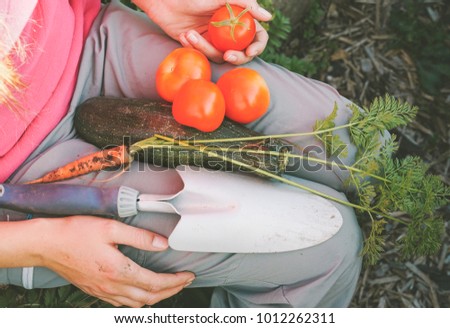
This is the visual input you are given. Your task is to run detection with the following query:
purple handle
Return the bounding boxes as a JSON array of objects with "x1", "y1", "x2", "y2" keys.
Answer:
[{"x1": 0, "y1": 184, "x2": 122, "y2": 218}]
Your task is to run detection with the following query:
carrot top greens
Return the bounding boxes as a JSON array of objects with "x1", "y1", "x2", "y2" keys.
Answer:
[{"x1": 313, "y1": 95, "x2": 448, "y2": 265}]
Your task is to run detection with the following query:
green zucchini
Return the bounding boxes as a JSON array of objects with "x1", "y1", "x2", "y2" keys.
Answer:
[{"x1": 74, "y1": 97, "x2": 290, "y2": 175}]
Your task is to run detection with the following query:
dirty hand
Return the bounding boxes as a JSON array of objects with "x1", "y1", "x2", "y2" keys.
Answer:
[
  {"x1": 134, "y1": 0, "x2": 272, "y2": 65},
  {"x1": 39, "y1": 216, "x2": 195, "y2": 307}
]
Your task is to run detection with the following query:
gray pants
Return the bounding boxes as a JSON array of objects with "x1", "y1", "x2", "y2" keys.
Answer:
[{"x1": 2, "y1": 2, "x2": 362, "y2": 307}]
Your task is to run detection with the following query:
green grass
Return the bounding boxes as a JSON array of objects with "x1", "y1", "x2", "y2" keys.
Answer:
[{"x1": 0, "y1": 284, "x2": 213, "y2": 308}]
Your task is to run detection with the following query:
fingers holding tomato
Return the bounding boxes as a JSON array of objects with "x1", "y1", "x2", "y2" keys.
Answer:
[
  {"x1": 179, "y1": 3, "x2": 269, "y2": 65},
  {"x1": 179, "y1": 30, "x2": 227, "y2": 64}
]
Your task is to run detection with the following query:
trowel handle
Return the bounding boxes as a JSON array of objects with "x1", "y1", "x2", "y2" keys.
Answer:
[{"x1": 0, "y1": 184, "x2": 139, "y2": 219}]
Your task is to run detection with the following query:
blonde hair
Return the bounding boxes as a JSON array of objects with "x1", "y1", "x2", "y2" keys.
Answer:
[{"x1": 0, "y1": 14, "x2": 26, "y2": 112}]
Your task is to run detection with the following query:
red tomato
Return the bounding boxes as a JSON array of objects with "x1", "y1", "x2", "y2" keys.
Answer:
[
  {"x1": 172, "y1": 80, "x2": 225, "y2": 132},
  {"x1": 156, "y1": 48, "x2": 211, "y2": 102},
  {"x1": 208, "y1": 3, "x2": 256, "y2": 52},
  {"x1": 217, "y1": 68, "x2": 270, "y2": 124}
]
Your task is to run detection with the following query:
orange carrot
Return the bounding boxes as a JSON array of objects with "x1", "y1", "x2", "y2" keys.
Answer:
[{"x1": 25, "y1": 145, "x2": 132, "y2": 184}]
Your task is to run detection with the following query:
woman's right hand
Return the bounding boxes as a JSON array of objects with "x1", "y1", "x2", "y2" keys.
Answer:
[
  {"x1": 133, "y1": 0, "x2": 272, "y2": 65},
  {"x1": 35, "y1": 216, "x2": 194, "y2": 307}
]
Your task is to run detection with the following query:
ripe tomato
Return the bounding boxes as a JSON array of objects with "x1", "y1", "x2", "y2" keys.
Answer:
[
  {"x1": 208, "y1": 3, "x2": 256, "y2": 52},
  {"x1": 172, "y1": 80, "x2": 225, "y2": 132},
  {"x1": 217, "y1": 68, "x2": 270, "y2": 124},
  {"x1": 156, "y1": 48, "x2": 211, "y2": 102}
]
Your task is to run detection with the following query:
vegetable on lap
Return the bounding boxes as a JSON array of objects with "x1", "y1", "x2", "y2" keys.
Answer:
[
  {"x1": 155, "y1": 48, "x2": 270, "y2": 130},
  {"x1": 23, "y1": 93, "x2": 449, "y2": 265},
  {"x1": 16, "y1": 7, "x2": 449, "y2": 266},
  {"x1": 156, "y1": 48, "x2": 211, "y2": 103}
]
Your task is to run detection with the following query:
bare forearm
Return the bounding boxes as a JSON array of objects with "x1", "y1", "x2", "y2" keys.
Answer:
[{"x1": 0, "y1": 219, "x2": 49, "y2": 268}]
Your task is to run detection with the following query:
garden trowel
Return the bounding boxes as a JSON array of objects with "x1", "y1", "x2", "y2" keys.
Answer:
[{"x1": 0, "y1": 167, "x2": 343, "y2": 253}]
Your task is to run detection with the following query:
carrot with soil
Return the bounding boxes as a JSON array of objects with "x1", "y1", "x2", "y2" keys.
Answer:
[{"x1": 25, "y1": 145, "x2": 132, "y2": 184}]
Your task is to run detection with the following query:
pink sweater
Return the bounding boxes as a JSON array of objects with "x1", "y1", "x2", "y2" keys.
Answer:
[{"x1": 0, "y1": 0, "x2": 100, "y2": 182}]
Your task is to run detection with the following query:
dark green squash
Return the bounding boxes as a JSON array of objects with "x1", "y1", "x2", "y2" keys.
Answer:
[{"x1": 74, "y1": 97, "x2": 291, "y2": 175}]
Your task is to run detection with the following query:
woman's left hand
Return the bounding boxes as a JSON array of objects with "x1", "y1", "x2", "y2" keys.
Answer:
[{"x1": 133, "y1": 0, "x2": 272, "y2": 65}]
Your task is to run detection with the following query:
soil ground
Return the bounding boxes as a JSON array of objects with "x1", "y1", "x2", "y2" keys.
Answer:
[{"x1": 283, "y1": 0, "x2": 449, "y2": 308}]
